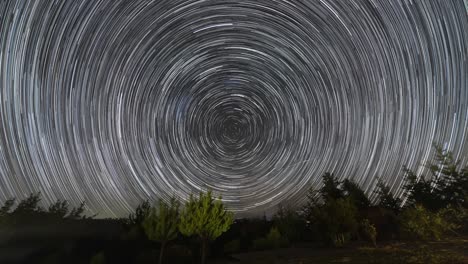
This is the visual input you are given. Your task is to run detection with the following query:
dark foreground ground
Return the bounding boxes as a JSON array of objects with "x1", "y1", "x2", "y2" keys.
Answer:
[
  {"x1": 219, "y1": 238, "x2": 468, "y2": 264},
  {"x1": 1, "y1": 236, "x2": 467, "y2": 264}
]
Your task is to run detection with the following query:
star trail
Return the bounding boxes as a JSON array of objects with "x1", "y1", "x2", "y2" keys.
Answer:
[{"x1": 0, "y1": 0, "x2": 467, "y2": 218}]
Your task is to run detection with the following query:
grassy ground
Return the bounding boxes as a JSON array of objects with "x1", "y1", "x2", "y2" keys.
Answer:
[{"x1": 216, "y1": 237, "x2": 468, "y2": 264}]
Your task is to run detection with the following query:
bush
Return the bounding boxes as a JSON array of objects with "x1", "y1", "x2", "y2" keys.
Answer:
[
  {"x1": 437, "y1": 206, "x2": 468, "y2": 234},
  {"x1": 399, "y1": 205, "x2": 454, "y2": 240},
  {"x1": 252, "y1": 227, "x2": 288, "y2": 250}
]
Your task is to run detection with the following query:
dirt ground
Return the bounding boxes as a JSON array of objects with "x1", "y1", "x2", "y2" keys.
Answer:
[{"x1": 213, "y1": 237, "x2": 468, "y2": 264}]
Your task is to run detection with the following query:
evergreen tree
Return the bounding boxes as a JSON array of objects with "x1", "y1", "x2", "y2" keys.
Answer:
[
  {"x1": 0, "y1": 198, "x2": 14, "y2": 216},
  {"x1": 403, "y1": 144, "x2": 468, "y2": 211},
  {"x1": 320, "y1": 173, "x2": 344, "y2": 202},
  {"x1": 403, "y1": 167, "x2": 443, "y2": 211},
  {"x1": 123, "y1": 200, "x2": 151, "y2": 239},
  {"x1": 0, "y1": 198, "x2": 15, "y2": 229},
  {"x1": 142, "y1": 198, "x2": 180, "y2": 264},
  {"x1": 67, "y1": 201, "x2": 87, "y2": 219},
  {"x1": 127, "y1": 200, "x2": 151, "y2": 226},
  {"x1": 427, "y1": 145, "x2": 468, "y2": 209},
  {"x1": 47, "y1": 200, "x2": 69, "y2": 219},
  {"x1": 342, "y1": 179, "x2": 371, "y2": 210},
  {"x1": 375, "y1": 180, "x2": 402, "y2": 213},
  {"x1": 303, "y1": 173, "x2": 360, "y2": 246},
  {"x1": 179, "y1": 190, "x2": 234, "y2": 264},
  {"x1": 13, "y1": 192, "x2": 44, "y2": 215}
]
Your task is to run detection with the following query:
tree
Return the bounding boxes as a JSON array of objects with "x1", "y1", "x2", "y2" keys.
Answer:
[
  {"x1": 302, "y1": 173, "x2": 360, "y2": 246},
  {"x1": 45, "y1": 199, "x2": 88, "y2": 221},
  {"x1": 127, "y1": 200, "x2": 151, "y2": 226},
  {"x1": 0, "y1": 198, "x2": 15, "y2": 216},
  {"x1": 403, "y1": 167, "x2": 444, "y2": 211},
  {"x1": 403, "y1": 144, "x2": 468, "y2": 211},
  {"x1": 123, "y1": 200, "x2": 151, "y2": 239},
  {"x1": 0, "y1": 198, "x2": 15, "y2": 239},
  {"x1": 317, "y1": 197, "x2": 359, "y2": 246},
  {"x1": 47, "y1": 200, "x2": 69, "y2": 219},
  {"x1": 320, "y1": 173, "x2": 344, "y2": 202},
  {"x1": 179, "y1": 190, "x2": 234, "y2": 264},
  {"x1": 375, "y1": 180, "x2": 402, "y2": 213},
  {"x1": 142, "y1": 198, "x2": 180, "y2": 264},
  {"x1": 13, "y1": 192, "x2": 44, "y2": 215},
  {"x1": 427, "y1": 145, "x2": 468, "y2": 209},
  {"x1": 67, "y1": 201, "x2": 88, "y2": 219},
  {"x1": 272, "y1": 204, "x2": 304, "y2": 243},
  {"x1": 342, "y1": 179, "x2": 371, "y2": 210}
]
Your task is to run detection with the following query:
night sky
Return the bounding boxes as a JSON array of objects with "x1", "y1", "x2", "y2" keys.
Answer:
[{"x1": 0, "y1": 0, "x2": 467, "y2": 218}]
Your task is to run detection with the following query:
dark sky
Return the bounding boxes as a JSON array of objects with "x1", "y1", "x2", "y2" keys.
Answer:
[{"x1": 0, "y1": 0, "x2": 467, "y2": 218}]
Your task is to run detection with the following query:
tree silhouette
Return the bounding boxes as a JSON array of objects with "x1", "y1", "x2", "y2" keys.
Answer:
[
  {"x1": 272, "y1": 204, "x2": 304, "y2": 243},
  {"x1": 179, "y1": 190, "x2": 233, "y2": 264},
  {"x1": 403, "y1": 145, "x2": 468, "y2": 211},
  {"x1": 320, "y1": 173, "x2": 344, "y2": 202},
  {"x1": 0, "y1": 198, "x2": 14, "y2": 216},
  {"x1": 342, "y1": 179, "x2": 371, "y2": 210},
  {"x1": 123, "y1": 200, "x2": 151, "y2": 239},
  {"x1": 127, "y1": 200, "x2": 151, "y2": 226},
  {"x1": 303, "y1": 173, "x2": 360, "y2": 246},
  {"x1": 375, "y1": 180, "x2": 402, "y2": 213}
]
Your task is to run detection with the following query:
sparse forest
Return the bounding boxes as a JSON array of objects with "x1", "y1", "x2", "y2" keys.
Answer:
[{"x1": 0, "y1": 145, "x2": 467, "y2": 263}]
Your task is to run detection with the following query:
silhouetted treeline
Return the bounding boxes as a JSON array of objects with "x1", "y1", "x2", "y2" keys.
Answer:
[{"x1": 0, "y1": 144, "x2": 467, "y2": 263}]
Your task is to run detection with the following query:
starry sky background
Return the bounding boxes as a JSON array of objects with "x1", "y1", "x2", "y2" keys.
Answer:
[{"x1": 0, "y1": 0, "x2": 467, "y2": 218}]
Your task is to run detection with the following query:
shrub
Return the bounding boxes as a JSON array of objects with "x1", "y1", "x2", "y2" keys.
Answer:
[
  {"x1": 399, "y1": 205, "x2": 453, "y2": 240},
  {"x1": 252, "y1": 227, "x2": 288, "y2": 250},
  {"x1": 266, "y1": 227, "x2": 283, "y2": 248}
]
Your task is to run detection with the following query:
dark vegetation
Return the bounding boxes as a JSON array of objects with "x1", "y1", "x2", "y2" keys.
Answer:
[{"x1": 0, "y1": 145, "x2": 467, "y2": 263}]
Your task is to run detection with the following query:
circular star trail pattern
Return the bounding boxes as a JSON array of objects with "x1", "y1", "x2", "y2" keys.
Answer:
[{"x1": 1, "y1": 0, "x2": 467, "y2": 218}]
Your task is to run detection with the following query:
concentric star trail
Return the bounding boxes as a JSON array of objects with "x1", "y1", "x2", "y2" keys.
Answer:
[{"x1": 0, "y1": 0, "x2": 467, "y2": 218}]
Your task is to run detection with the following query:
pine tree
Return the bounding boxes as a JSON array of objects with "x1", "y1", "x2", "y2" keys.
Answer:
[
  {"x1": 342, "y1": 179, "x2": 371, "y2": 210},
  {"x1": 320, "y1": 173, "x2": 344, "y2": 202},
  {"x1": 375, "y1": 180, "x2": 402, "y2": 213},
  {"x1": 403, "y1": 144, "x2": 468, "y2": 211},
  {"x1": 142, "y1": 198, "x2": 180, "y2": 264},
  {"x1": 179, "y1": 190, "x2": 234, "y2": 264}
]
